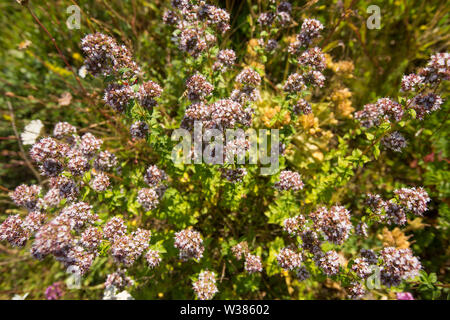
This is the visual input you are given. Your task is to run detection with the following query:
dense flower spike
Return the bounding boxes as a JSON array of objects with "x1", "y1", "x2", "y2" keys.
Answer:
[
  {"x1": 31, "y1": 216, "x2": 74, "y2": 260},
  {"x1": 283, "y1": 215, "x2": 306, "y2": 236},
  {"x1": 381, "y1": 131, "x2": 407, "y2": 152},
  {"x1": 81, "y1": 33, "x2": 139, "y2": 78},
  {"x1": 401, "y1": 74, "x2": 424, "y2": 92},
  {"x1": 60, "y1": 202, "x2": 97, "y2": 230},
  {"x1": 103, "y1": 216, "x2": 127, "y2": 241},
  {"x1": 379, "y1": 247, "x2": 421, "y2": 287},
  {"x1": 274, "y1": 170, "x2": 304, "y2": 191},
  {"x1": 67, "y1": 149, "x2": 90, "y2": 176},
  {"x1": 283, "y1": 73, "x2": 305, "y2": 92},
  {"x1": 178, "y1": 27, "x2": 208, "y2": 58},
  {"x1": 354, "y1": 103, "x2": 384, "y2": 128},
  {"x1": 419, "y1": 52, "x2": 450, "y2": 83},
  {"x1": 202, "y1": 99, "x2": 253, "y2": 129},
  {"x1": 277, "y1": 248, "x2": 302, "y2": 270},
  {"x1": 231, "y1": 241, "x2": 249, "y2": 260},
  {"x1": 408, "y1": 93, "x2": 443, "y2": 120},
  {"x1": 10, "y1": 184, "x2": 41, "y2": 211},
  {"x1": 355, "y1": 97, "x2": 404, "y2": 127},
  {"x1": 394, "y1": 187, "x2": 430, "y2": 216},
  {"x1": 110, "y1": 228, "x2": 151, "y2": 266},
  {"x1": 0, "y1": 215, "x2": 29, "y2": 247},
  {"x1": 144, "y1": 165, "x2": 167, "y2": 187},
  {"x1": 384, "y1": 200, "x2": 407, "y2": 226},
  {"x1": 29, "y1": 137, "x2": 61, "y2": 163},
  {"x1": 137, "y1": 80, "x2": 163, "y2": 108},
  {"x1": 130, "y1": 121, "x2": 149, "y2": 140},
  {"x1": 351, "y1": 258, "x2": 372, "y2": 279},
  {"x1": 174, "y1": 228, "x2": 204, "y2": 261},
  {"x1": 192, "y1": 270, "x2": 218, "y2": 300},
  {"x1": 145, "y1": 249, "x2": 161, "y2": 268},
  {"x1": 80, "y1": 227, "x2": 102, "y2": 252},
  {"x1": 80, "y1": 133, "x2": 103, "y2": 157},
  {"x1": 235, "y1": 68, "x2": 261, "y2": 87},
  {"x1": 186, "y1": 73, "x2": 214, "y2": 101},
  {"x1": 316, "y1": 250, "x2": 340, "y2": 276},
  {"x1": 53, "y1": 122, "x2": 77, "y2": 139},
  {"x1": 105, "y1": 269, "x2": 134, "y2": 289},
  {"x1": 213, "y1": 49, "x2": 236, "y2": 71},
  {"x1": 298, "y1": 47, "x2": 326, "y2": 71},
  {"x1": 90, "y1": 172, "x2": 111, "y2": 192},
  {"x1": 310, "y1": 206, "x2": 352, "y2": 245},
  {"x1": 348, "y1": 282, "x2": 366, "y2": 300},
  {"x1": 104, "y1": 83, "x2": 134, "y2": 113},
  {"x1": 293, "y1": 99, "x2": 312, "y2": 115},
  {"x1": 303, "y1": 70, "x2": 325, "y2": 87},
  {"x1": 137, "y1": 188, "x2": 160, "y2": 210},
  {"x1": 299, "y1": 18, "x2": 324, "y2": 45},
  {"x1": 22, "y1": 211, "x2": 46, "y2": 234},
  {"x1": 376, "y1": 98, "x2": 404, "y2": 122},
  {"x1": 244, "y1": 254, "x2": 263, "y2": 273}
]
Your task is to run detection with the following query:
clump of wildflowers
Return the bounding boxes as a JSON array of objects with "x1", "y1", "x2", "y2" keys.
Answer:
[
  {"x1": 137, "y1": 80, "x2": 163, "y2": 109},
  {"x1": 10, "y1": 184, "x2": 41, "y2": 211},
  {"x1": 105, "y1": 269, "x2": 134, "y2": 289},
  {"x1": 316, "y1": 250, "x2": 340, "y2": 276},
  {"x1": 296, "y1": 266, "x2": 311, "y2": 281},
  {"x1": 186, "y1": 73, "x2": 214, "y2": 101},
  {"x1": 231, "y1": 241, "x2": 249, "y2": 260},
  {"x1": 309, "y1": 206, "x2": 352, "y2": 245},
  {"x1": 348, "y1": 282, "x2": 365, "y2": 300},
  {"x1": 174, "y1": 228, "x2": 204, "y2": 261},
  {"x1": 277, "y1": 248, "x2": 302, "y2": 271},
  {"x1": 283, "y1": 215, "x2": 306, "y2": 236},
  {"x1": 293, "y1": 99, "x2": 312, "y2": 115},
  {"x1": 394, "y1": 187, "x2": 430, "y2": 216},
  {"x1": 130, "y1": 121, "x2": 149, "y2": 140},
  {"x1": 137, "y1": 188, "x2": 160, "y2": 211},
  {"x1": 81, "y1": 33, "x2": 140, "y2": 78},
  {"x1": 104, "y1": 83, "x2": 134, "y2": 113},
  {"x1": 379, "y1": 247, "x2": 421, "y2": 287},
  {"x1": 192, "y1": 270, "x2": 218, "y2": 300},
  {"x1": 381, "y1": 131, "x2": 407, "y2": 152},
  {"x1": 145, "y1": 249, "x2": 162, "y2": 268},
  {"x1": 213, "y1": 49, "x2": 236, "y2": 72},
  {"x1": 351, "y1": 258, "x2": 372, "y2": 279},
  {"x1": 274, "y1": 170, "x2": 304, "y2": 191},
  {"x1": 90, "y1": 172, "x2": 111, "y2": 192},
  {"x1": 103, "y1": 216, "x2": 127, "y2": 241},
  {"x1": 144, "y1": 165, "x2": 167, "y2": 187},
  {"x1": 244, "y1": 254, "x2": 263, "y2": 274},
  {"x1": 0, "y1": 215, "x2": 30, "y2": 247}
]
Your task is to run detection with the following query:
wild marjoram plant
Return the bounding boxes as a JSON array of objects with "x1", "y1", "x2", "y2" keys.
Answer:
[{"x1": 1, "y1": 0, "x2": 448, "y2": 300}]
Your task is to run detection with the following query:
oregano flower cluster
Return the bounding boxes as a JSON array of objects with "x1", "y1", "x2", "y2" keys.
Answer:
[{"x1": 1, "y1": 0, "x2": 448, "y2": 301}]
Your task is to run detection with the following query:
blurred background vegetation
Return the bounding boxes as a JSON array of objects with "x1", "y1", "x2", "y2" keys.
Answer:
[{"x1": 0, "y1": 0, "x2": 448, "y2": 299}]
